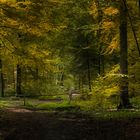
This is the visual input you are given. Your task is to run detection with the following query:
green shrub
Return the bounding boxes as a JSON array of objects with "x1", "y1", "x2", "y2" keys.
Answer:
[
  {"x1": 80, "y1": 87, "x2": 92, "y2": 100},
  {"x1": 130, "y1": 96, "x2": 140, "y2": 108},
  {"x1": 89, "y1": 65, "x2": 120, "y2": 110}
]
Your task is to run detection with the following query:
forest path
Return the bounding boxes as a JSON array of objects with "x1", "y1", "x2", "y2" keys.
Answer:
[{"x1": 0, "y1": 108, "x2": 140, "y2": 140}]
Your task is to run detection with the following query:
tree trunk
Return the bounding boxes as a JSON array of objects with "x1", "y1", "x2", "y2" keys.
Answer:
[
  {"x1": 78, "y1": 75, "x2": 81, "y2": 90},
  {"x1": 139, "y1": 0, "x2": 140, "y2": 15},
  {"x1": 13, "y1": 66, "x2": 16, "y2": 94},
  {"x1": 86, "y1": 51, "x2": 91, "y2": 92},
  {"x1": 102, "y1": 55, "x2": 105, "y2": 75},
  {"x1": 95, "y1": 0, "x2": 103, "y2": 75},
  {"x1": 60, "y1": 72, "x2": 64, "y2": 86},
  {"x1": 35, "y1": 68, "x2": 39, "y2": 80},
  {"x1": 0, "y1": 59, "x2": 4, "y2": 97},
  {"x1": 16, "y1": 64, "x2": 22, "y2": 96},
  {"x1": 118, "y1": 0, "x2": 131, "y2": 108}
]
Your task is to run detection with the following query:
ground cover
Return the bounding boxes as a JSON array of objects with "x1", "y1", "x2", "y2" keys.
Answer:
[{"x1": 1, "y1": 97, "x2": 140, "y2": 140}]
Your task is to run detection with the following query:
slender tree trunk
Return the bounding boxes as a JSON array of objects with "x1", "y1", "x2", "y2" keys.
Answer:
[
  {"x1": 95, "y1": 0, "x2": 103, "y2": 75},
  {"x1": 81, "y1": 74, "x2": 84, "y2": 93},
  {"x1": 98, "y1": 47, "x2": 102, "y2": 75},
  {"x1": 102, "y1": 55, "x2": 105, "y2": 75},
  {"x1": 78, "y1": 75, "x2": 81, "y2": 90},
  {"x1": 139, "y1": 0, "x2": 140, "y2": 15},
  {"x1": 35, "y1": 68, "x2": 39, "y2": 80},
  {"x1": 60, "y1": 72, "x2": 64, "y2": 86},
  {"x1": 118, "y1": 0, "x2": 131, "y2": 108},
  {"x1": 16, "y1": 64, "x2": 22, "y2": 96},
  {"x1": 0, "y1": 59, "x2": 4, "y2": 97},
  {"x1": 86, "y1": 51, "x2": 91, "y2": 92},
  {"x1": 13, "y1": 66, "x2": 16, "y2": 94}
]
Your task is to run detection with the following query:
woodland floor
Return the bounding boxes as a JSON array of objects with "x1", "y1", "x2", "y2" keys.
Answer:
[{"x1": 0, "y1": 107, "x2": 140, "y2": 140}]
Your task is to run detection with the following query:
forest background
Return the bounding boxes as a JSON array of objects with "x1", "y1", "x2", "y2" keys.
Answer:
[{"x1": 0, "y1": 0, "x2": 140, "y2": 110}]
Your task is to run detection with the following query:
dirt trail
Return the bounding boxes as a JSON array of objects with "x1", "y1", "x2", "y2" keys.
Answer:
[{"x1": 0, "y1": 108, "x2": 140, "y2": 140}]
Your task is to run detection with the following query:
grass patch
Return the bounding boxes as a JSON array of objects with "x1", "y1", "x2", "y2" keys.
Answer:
[
  {"x1": 87, "y1": 110, "x2": 140, "y2": 120},
  {"x1": 0, "y1": 97, "x2": 15, "y2": 108},
  {"x1": 38, "y1": 95, "x2": 68, "y2": 100},
  {"x1": 33, "y1": 100, "x2": 140, "y2": 119},
  {"x1": 1, "y1": 96, "x2": 140, "y2": 120},
  {"x1": 35, "y1": 101, "x2": 80, "y2": 112},
  {"x1": 0, "y1": 100, "x2": 10, "y2": 108}
]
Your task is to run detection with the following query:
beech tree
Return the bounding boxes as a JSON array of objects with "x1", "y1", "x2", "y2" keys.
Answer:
[{"x1": 118, "y1": 0, "x2": 131, "y2": 108}]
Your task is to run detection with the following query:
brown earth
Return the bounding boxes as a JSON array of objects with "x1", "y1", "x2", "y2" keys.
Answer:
[{"x1": 0, "y1": 108, "x2": 140, "y2": 140}]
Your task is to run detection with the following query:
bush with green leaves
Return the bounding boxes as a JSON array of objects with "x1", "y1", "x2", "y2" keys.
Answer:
[
  {"x1": 80, "y1": 86, "x2": 92, "y2": 100},
  {"x1": 21, "y1": 77, "x2": 67, "y2": 96},
  {"x1": 90, "y1": 65, "x2": 121, "y2": 109},
  {"x1": 129, "y1": 59, "x2": 140, "y2": 97}
]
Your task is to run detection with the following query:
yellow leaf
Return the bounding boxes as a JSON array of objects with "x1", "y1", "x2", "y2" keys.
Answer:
[{"x1": 104, "y1": 7, "x2": 119, "y2": 16}]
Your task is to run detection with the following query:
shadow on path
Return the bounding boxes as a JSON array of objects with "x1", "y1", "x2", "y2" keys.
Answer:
[{"x1": 0, "y1": 108, "x2": 140, "y2": 140}]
